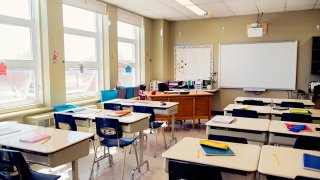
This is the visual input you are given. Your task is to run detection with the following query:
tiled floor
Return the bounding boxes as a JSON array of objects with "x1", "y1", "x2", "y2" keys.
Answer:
[{"x1": 32, "y1": 120, "x2": 209, "y2": 180}]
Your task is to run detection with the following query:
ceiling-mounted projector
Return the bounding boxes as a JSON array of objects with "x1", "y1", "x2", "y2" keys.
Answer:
[{"x1": 248, "y1": 23, "x2": 263, "y2": 37}]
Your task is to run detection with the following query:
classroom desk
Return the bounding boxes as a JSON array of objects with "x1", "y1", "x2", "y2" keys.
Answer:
[
  {"x1": 223, "y1": 104, "x2": 272, "y2": 119},
  {"x1": 162, "y1": 137, "x2": 261, "y2": 180},
  {"x1": 0, "y1": 122, "x2": 93, "y2": 180},
  {"x1": 59, "y1": 109, "x2": 151, "y2": 175},
  {"x1": 258, "y1": 145, "x2": 320, "y2": 179},
  {"x1": 234, "y1": 97, "x2": 272, "y2": 105},
  {"x1": 205, "y1": 115, "x2": 270, "y2": 143},
  {"x1": 268, "y1": 120, "x2": 320, "y2": 146},
  {"x1": 270, "y1": 108, "x2": 320, "y2": 123},
  {"x1": 272, "y1": 98, "x2": 315, "y2": 108},
  {"x1": 101, "y1": 99, "x2": 179, "y2": 147},
  {"x1": 144, "y1": 91, "x2": 213, "y2": 129}
]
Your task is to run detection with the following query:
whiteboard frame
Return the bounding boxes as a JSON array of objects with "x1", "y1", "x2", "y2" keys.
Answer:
[
  {"x1": 174, "y1": 45, "x2": 213, "y2": 81},
  {"x1": 218, "y1": 40, "x2": 298, "y2": 90}
]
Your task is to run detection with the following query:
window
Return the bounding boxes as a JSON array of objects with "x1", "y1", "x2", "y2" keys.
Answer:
[
  {"x1": 117, "y1": 21, "x2": 140, "y2": 87},
  {"x1": 63, "y1": 4, "x2": 102, "y2": 99},
  {"x1": 0, "y1": 0, "x2": 42, "y2": 109}
]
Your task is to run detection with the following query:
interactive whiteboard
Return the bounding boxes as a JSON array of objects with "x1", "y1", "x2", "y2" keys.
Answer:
[{"x1": 219, "y1": 41, "x2": 298, "y2": 90}]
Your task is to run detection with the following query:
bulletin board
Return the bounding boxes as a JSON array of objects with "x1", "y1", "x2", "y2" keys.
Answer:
[{"x1": 174, "y1": 45, "x2": 213, "y2": 81}]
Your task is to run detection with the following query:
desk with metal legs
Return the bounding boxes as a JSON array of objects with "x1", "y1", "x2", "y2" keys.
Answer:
[
  {"x1": 0, "y1": 122, "x2": 93, "y2": 180},
  {"x1": 101, "y1": 99, "x2": 179, "y2": 148}
]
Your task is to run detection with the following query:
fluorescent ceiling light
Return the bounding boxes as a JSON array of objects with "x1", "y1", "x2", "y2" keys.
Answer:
[{"x1": 175, "y1": 0, "x2": 206, "y2": 16}]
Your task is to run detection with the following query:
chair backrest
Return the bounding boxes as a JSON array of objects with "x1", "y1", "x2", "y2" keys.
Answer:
[
  {"x1": 280, "y1": 101, "x2": 304, "y2": 108},
  {"x1": 133, "y1": 106, "x2": 155, "y2": 123},
  {"x1": 54, "y1": 113, "x2": 77, "y2": 131},
  {"x1": 281, "y1": 113, "x2": 312, "y2": 123},
  {"x1": 295, "y1": 176, "x2": 320, "y2": 180},
  {"x1": 243, "y1": 100, "x2": 264, "y2": 106},
  {"x1": 53, "y1": 104, "x2": 78, "y2": 112},
  {"x1": 158, "y1": 83, "x2": 169, "y2": 91},
  {"x1": 100, "y1": 90, "x2": 118, "y2": 102},
  {"x1": 293, "y1": 136, "x2": 320, "y2": 151},
  {"x1": 125, "y1": 87, "x2": 134, "y2": 99},
  {"x1": 232, "y1": 109, "x2": 258, "y2": 118},
  {"x1": 168, "y1": 159, "x2": 222, "y2": 180},
  {"x1": 117, "y1": 88, "x2": 126, "y2": 99},
  {"x1": 95, "y1": 117, "x2": 123, "y2": 139},
  {"x1": 0, "y1": 149, "x2": 32, "y2": 180},
  {"x1": 208, "y1": 134, "x2": 248, "y2": 144},
  {"x1": 103, "y1": 103, "x2": 123, "y2": 110}
]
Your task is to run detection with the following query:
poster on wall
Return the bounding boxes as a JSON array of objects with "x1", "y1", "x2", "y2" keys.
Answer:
[{"x1": 174, "y1": 45, "x2": 213, "y2": 81}]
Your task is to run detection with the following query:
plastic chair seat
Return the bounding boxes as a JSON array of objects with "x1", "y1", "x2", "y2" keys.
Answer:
[
  {"x1": 151, "y1": 122, "x2": 164, "y2": 129},
  {"x1": 29, "y1": 171, "x2": 61, "y2": 180},
  {"x1": 100, "y1": 138, "x2": 136, "y2": 148}
]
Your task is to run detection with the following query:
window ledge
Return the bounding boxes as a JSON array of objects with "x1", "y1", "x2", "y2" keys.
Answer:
[
  {"x1": 72, "y1": 98, "x2": 100, "y2": 106},
  {"x1": 0, "y1": 107, "x2": 53, "y2": 121}
]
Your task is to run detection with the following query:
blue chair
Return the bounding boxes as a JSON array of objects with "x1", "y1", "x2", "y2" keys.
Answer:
[
  {"x1": 243, "y1": 100, "x2": 264, "y2": 106},
  {"x1": 133, "y1": 106, "x2": 167, "y2": 157},
  {"x1": 280, "y1": 101, "x2": 304, "y2": 108},
  {"x1": 0, "y1": 149, "x2": 60, "y2": 180},
  {"x1": 125, "y1": 87, "x2": 134, "y2": 99},
  {"x1": 104, "y1": 103, "x2": 123, "y2": 110},
  {"x1": 91, "y1": 117, "x2": 140, "y2": 179},
  {"x1": 293, "y1": 136, "x2": 320, "y2": 151},
  {"x1": 208, "y1": 134, "x2": 248, "y2": 144},
  {"x1": 100, "y1": 90, "x2": 118, "y2": 102},
  {"x1": 281, "y1": 113, "x2": 312, "y2": 123},
  {"x1": 53, "y1": 104, "x2": 78, "y2": 112},
  {"x1": 168, "y1": 159, "x2": 222, "y2": 180},
  {"x1": 232, "y1": 109, "x2": 258, "y2": 118}
]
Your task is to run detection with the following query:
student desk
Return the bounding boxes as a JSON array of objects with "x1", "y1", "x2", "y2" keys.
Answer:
[
  {"x1": 258, "y1": 145, "x2": 320, "y2": 179},
  {"x1": 234, "y1": 97, "x2": 272, "y2": 105},
  {"x1": 0, "y1": 122, "x2": 93, "y2": 180},
  {"x1": 162, "y1": 137, "x2": 261, "y2": 180},
  {"x1": 272, "y1": 98, "x2": 315, "y2": 108},
  {"x1": 223, "y1": 104, "x2": 272, "y2": 119},
  {"x1": 205, "y1": 115, "x2": 270, "y2": 143},
  {"x1": 101, "y1": 99, "x2": 179, "y2": 147},
  {"x1": 144, "y1": 91, "x2": 212, "y2": 129},
  {"x1": 59, "y1": 109, "x2": 151, "y2": 174},
  {"x1": 268, "y1": 121, "x2": 320, "y2": 146},
  {"x1": 270, "y1": 108, "x2": 320, "y2": 123}
]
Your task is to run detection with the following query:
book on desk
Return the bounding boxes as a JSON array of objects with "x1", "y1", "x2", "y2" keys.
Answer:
[{"x1": 303, "y1": 153, "x2": 320, "y2": 172}]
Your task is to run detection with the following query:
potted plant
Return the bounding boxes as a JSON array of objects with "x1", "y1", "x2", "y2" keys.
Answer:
[{"x1": 206, "y1": 72, "x2": 216, "y2": 90}]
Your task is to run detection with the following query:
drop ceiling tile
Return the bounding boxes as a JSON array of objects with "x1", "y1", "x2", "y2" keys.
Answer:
[
  {"x1": 135, "y1": 0, "x2": 167, "y2": 10},
  {"x1": 254, "y1": 0, "x2": 285, "y2": 10},
  {"x1": 198, "y1": 2, "x2": 234, "y2": 17},
  {"x1": 286, "y1": 0, "x2": 317, "y2": 7},
  {"x1": 153, "y1": 7, "x2": 187, "y2": 18},
  {"x1": 158, "y1": 0, "x2": 182, "y2": 7},
  {"x1": 315, "y1": 4, "x2": 320, "y2": 8},
  {"x1": 260, "y1": 7, "x2": 285, "y2": 13},
  {"x1": 318, "y1": 0, "x2": 320, "y2": 5},
  {"x1": 286, "y1": 5, "x2": 315, "y2": 11},
  {"x1": 172, "y1": 6, "x2": 199, "y2": 16},
  {"x1": 234, "y1": 10, "x2": 259, "y2": 15},
  {"x1": 191, "y1": 0, "x2": 223, "y2": 4},
  {"x1": 224, "y1": 0, "x2": 258, "y2": 13}
]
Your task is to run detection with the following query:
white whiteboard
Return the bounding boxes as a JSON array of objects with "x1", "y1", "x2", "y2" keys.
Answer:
[
  {"x1": 174, "y1": 45, "x2": 213, "y2": 81},
  {"x1": 219, "y1": 41, "x2": 298, "y2": 90}
]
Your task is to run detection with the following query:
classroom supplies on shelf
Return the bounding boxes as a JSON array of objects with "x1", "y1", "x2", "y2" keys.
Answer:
[
  {"x1": 290, "y1": 109, "x2": 310, "y2": 115},
  {"x1": 199, "y1": 144, "x2": 234, "y2": 156},
  {"x1": 199, "y1": 139, "x2": 229, "y2": 150},
  {"x1": 211, "y1": 116, "x2": 236, "y2": 124},
  {"x1": 285, "y1": 123, "x2": 312, "y2": 132},
  {"x1": 19, "y1": 134, "x2": 51, "y2": 143},
  {"x1": 303, "y1": 153, "x2": 320, "y2": 172}
]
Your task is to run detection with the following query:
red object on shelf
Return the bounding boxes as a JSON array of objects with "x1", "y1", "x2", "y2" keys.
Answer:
[{"x1": 0, "y1": 61, "x2": 7, "y2": 76}]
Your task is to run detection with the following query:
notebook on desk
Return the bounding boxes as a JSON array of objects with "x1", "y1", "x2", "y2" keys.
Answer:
[
  {"x1": 303, "y1": 153, "x2": 320, "y2": 172},
  {"x1": 211, "y1": 116, "x2": 236, "y2": 124},
  {"x1": 199, "y1": 144, "x2": 235, "y2": 156},
  {"x1": 20, "y1": 134, "x2": 51, "y2": 143}
]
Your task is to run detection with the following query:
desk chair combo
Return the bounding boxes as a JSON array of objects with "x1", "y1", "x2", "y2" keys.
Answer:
[
  {"x1": 232, "y1": 109, "x2": 258, "y2": 118},
  {"x1": 133, "y1": 106, "x2": 167, "y2": 157},
  {"x1": 0, "y1": 149, "x2": 60, "y2": 180},
  {"x1": 91, "y1": 117, "x2": 140, "y2": 180},
  {"x1": 293, "y1": 136, "x2": 320, "y2": 151}
]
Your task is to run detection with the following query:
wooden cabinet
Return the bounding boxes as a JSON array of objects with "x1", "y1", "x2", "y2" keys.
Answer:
[
  {"x1": 312, "y1": 36, "x2": 320, "y2": 74},
  {"x1": 145, "y1": 91, "x2": 213, "y2": 128}
]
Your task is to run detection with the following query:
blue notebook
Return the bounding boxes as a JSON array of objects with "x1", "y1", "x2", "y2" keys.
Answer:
[
  {"x1": 200, "y1": 145, "x2": 235, "y2": 156},
  {"x1": 303, "y1": 153, "x2": 320, "y2": 172}
]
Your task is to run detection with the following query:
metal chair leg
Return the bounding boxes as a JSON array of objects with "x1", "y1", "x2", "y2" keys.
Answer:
[
  {"x1": 107, "y1": 147, "x2": 113, "y2": 167},
  {"x1": 122, "y1": 148, "x2": 126, "y2": 180},
  {"x1": 162, "y1": 127, "x2": 167, "y2": 149},
  {"x1": 154, "y1": 129, "x2": 157, "y2": 158},
  {"x1": 133, "y1": 143, "x2": 141, "y2": 173}
]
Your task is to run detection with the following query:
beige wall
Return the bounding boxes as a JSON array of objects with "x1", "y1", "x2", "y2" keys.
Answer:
[
  {"x1": 143, "y1": 18, "x2": 153, "y2": 89},
  {"x1": 168, "y1": 9, "x2": 320, "y2": 111}
]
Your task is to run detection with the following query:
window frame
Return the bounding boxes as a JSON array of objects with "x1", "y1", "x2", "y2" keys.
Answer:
[{"x1": 0, "y1": 0, "x2": 43, "y2": 111}]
